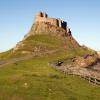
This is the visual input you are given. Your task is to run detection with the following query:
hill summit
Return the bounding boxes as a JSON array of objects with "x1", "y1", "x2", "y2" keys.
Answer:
[
  {"x1": 12, "y1": 11, "x2": 79, "y2": 55},
  {"x1": 24, "y1": 11, "x2": 72, "y2": 38}
]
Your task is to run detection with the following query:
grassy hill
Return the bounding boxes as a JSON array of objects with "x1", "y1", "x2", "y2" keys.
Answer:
[
  {"x1": 0, "y1": 21, "x2": 99, "y2": 100},
  {"x1": 0, "y1": 34, "x2": 99, "y2": 100},
  {"x1": 0, "y1": 51, "x2": 100, "y2": 100}
]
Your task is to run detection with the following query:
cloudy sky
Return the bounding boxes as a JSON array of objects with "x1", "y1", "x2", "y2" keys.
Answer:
[{"x1": 0, "y1": 0, "x2": 100, "y2": 52}]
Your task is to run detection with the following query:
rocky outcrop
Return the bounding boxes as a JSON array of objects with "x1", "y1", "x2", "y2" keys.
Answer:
[
  {"x1": 12, "y1": 11, "x2": 80, "y2": 54},
  {"x1": 50, "y1": 54, "x2": 100, "y2": 85},
  {"x1": 97, "y1": 51, "x2": 100, "y2": 57},
  {"x1": 72, "y1": 54, "x2": 99, "y2": 67},
  {"x1": 24, "y1": 22, "x2": 69, "y2": 39}
]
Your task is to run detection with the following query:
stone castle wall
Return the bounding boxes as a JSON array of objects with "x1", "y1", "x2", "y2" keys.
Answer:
[{"x1": 34, "y1": 12, "x2": 67, "y2": 30}]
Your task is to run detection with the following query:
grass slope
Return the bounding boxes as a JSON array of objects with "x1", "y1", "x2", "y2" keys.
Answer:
[
  {"x1": 0, "y1": 34, "x2": 93, "y2": 59},
  {"x1": 22, "y1": 34, "x2": 79, "y2": 50},
  {"x1": 0, "y1": 34, "x2": 99, "y2": 100},
  {"x1": 0, "y1": 52, "x2": 100, "y2": 100}
]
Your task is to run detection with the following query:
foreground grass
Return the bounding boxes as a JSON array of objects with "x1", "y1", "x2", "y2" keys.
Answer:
[{"x1": 0, "y1": 54, "x2": 100, "y2": 100}]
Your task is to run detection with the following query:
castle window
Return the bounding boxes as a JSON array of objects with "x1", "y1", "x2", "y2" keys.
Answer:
[{"x1": 40, "y1": 12, "x2": 43, "y2": 17}]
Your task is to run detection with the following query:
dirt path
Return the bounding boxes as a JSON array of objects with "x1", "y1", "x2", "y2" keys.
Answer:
[
  {"x1": 0, "y1": 49, "x2": 58, "y2": 67},
  {"x1": 0, "y1": 54, "x2": 34, "y2": 67}
]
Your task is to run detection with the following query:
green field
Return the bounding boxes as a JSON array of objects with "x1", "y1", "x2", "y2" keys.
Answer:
[
  {"x1": 0, "y1": 54, "x2": 100, "y2": 100},
  {"x1": 0, "y1": 34, "x2": 100, "y2": 100}
]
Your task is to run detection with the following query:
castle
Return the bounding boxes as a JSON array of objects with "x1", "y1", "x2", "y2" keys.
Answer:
[{"x1": 34, "y1": 11, "x2": 68, "y2": 31}]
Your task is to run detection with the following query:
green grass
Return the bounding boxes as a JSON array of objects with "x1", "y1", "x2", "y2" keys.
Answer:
[
  {"x1": 25, "y1": 34, "x2": 61, "y2": 46},
  {"x1": 0, "y1": 50, "x2": 11, "y2": 60},
  {"x1": 19, "y1": 34, "x2": 62, "y2": 51},
  {"x1": 0, "y1": 52, "x2": 100, "y2": 100},
  {"x1": 0, "y1": 34, "x2": 99, "y2": 100}
]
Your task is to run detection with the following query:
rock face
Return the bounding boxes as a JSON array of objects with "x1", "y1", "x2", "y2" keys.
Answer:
[
  {"x1": 72, "y1": 54, "x2": 99, "y2": 67},
  {"x1": 24, "y1": 22, "x2": 67, "y2": 38},
  {"x1": 97, "y1": 51, "x2": 100, "y2": 56}
]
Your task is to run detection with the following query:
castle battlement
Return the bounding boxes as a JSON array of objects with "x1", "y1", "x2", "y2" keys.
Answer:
[{"x1": 34, "y1": 11, "x2": 67, "y2": 30}]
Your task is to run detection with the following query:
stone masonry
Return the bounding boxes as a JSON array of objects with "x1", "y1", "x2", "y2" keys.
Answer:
[{"x1": 34, "y1": 11, "x2": 68, "y2": 30}]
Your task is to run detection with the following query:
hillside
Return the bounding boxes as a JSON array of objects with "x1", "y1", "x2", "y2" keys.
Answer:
[
  {"x1": 12, "y1": 24, "x2": 79, "y2": 56},
  {"x1": 0, "y1": 54, "x2": 100, "y2": 100},
  {"x1": 0, "y1": 11, "x2": 100, "y2": 100}
]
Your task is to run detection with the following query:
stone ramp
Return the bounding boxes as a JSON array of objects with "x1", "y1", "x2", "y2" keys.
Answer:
[{"x1": 49, "y1": 61, "x2": 100, "y2": 85}]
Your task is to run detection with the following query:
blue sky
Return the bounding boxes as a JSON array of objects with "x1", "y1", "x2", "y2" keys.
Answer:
[{"x1": 0, "y1": 0, "x2": 100, "y2": 52}]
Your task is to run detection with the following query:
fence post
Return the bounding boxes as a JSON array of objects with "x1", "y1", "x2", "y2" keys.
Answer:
[{"x1": 94, "y1": 76, "x2": 97, "y2": 85}]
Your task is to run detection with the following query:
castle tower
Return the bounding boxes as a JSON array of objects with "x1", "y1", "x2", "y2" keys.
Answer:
[
  {"x1": 43, "y1": 12, "x2": 48, "y2": 18},
  {"x1": 36, "y1": 11, "x2": 43, "y2": 17},
  {"x1": 34, "y1": 11, "x2": 48, "y2": 23},
  {"x1": 34, "y1": 11, "x2": 67, "y2": 30},
  {"x1": 58, "y1": 19, "x2": 62, "y2": 27},
  {"x1": 61, "y1": 21, "x2": 67, "y2": 30}
]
